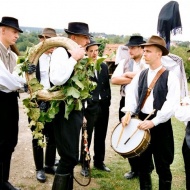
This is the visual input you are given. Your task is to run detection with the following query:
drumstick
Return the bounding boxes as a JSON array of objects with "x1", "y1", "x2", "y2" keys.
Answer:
[
  {"x1": 116, "y1": 112, "x2": 130, "y2": 148},
  {"x1": 124, "y1": 109, "x2": 156, "y2": 145}
]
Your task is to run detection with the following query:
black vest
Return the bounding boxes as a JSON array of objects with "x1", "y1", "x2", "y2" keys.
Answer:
[
  {"x1": 89, "y1": 63, "x2": 111, "y2": 101},
  {"x1": 135, "y1": 68, "x2": 169, "y2": 114}
]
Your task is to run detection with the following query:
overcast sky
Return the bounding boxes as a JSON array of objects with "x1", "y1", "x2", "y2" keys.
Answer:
[{"x1": 0, "y1": 0, "x2": 189, "y2": 41}]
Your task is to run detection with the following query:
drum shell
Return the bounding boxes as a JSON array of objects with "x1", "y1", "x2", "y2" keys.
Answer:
[{"x1": 111, "y1": 118, "x2": 151, "y2": 158}]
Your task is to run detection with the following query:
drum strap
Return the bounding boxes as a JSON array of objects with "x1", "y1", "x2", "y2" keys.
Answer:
[{"x1": 141, "y1": 67, "x2": 166, "y2": 109}]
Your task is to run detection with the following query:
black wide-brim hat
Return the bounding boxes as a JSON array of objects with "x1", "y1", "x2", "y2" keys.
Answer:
[
  {"x1": 140, "y1": 35, "x2": 169, "y2": 56},
  {"x1": 86, "y1": 40, "x2": 101, "y2": 49},
  {"x1": 64, "y1": 22, "x2": 92, "y2": 37},
  {"x1": 125, "y1": 36, "x2": 146, "y2": 46},
  {"x1": 0, "y1": 16, "x2": 23, "y2": 33}
]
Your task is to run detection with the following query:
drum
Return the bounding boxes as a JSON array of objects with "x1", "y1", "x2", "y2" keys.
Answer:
[{"x1": 111, "y1": 118, "x2": 151, "y2": 158}]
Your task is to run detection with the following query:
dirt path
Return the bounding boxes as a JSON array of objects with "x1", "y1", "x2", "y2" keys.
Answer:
[{"x1": 10, "y1": 84, "x2": 121, "y2": 190}]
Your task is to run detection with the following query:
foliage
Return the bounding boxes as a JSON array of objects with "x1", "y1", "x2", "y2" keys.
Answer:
[
  {"x1": 170, "y1": 46, "x2": 190, "y2": 81},
  {"x1": 95, "y1": 38, "x2": 109, "y2": 56},
  {"x1": 18, "y1": 46, "x2": 106, "y2": 147},
  {"x1": 17, "y1": 32, "x2": 39, "y2": 53}
]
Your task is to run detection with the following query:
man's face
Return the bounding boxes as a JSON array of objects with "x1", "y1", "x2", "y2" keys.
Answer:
[
  {"x1": 39, "y1": 36, "x2": 55, "y2": 54},
  {"x1": 2, "y1": 26, "x2": 19, "y2": 46},
  {"x1": 86, "y1": 45, "x2": 99, "y2": 61},
  {"x1": 74, "y1": 34, "x2": 90, "y2": 47},
  {"x1": 128, "y1": 46, "x2": 143, "y2": 61},
  {"x1": 143, "y1": 46, "x2": 162, "y2": 65}
]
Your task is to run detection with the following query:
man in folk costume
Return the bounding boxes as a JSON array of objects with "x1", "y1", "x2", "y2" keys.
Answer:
[
  {"x1": 158, "y1": 3, "x2": 190, "y2": 189},
  {"x1": 0, "y1": 17, "x2": 25, "y2": 190},
  {"x1": 112, "y1": 36, "x2": 154, "y2": 179},
  {"x1": 50, "y1": 22, "x2": 91, "y2": 190},
  {"x1": 122, "y1": 35, "x2": 180, "y2": 190},
  {"x1": 175, "y1": 94, "x2": 190, "y2": 190},
  {"x1": 80, "y1": 40, "x2": 111, "y2": 177},
  {"x1": 30, "y1": 28, "x2": 58, "y2": 183}
]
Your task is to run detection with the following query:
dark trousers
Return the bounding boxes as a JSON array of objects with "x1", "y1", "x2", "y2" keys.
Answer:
[
  {"x1": 182, "y1": 138, "x2": 190, "y2": 190},
  {"x1": 31, "y1": 120, "x2": 56, "y2": 169},
  {"x1": 80, "y1": 99, "x2": 110, "y2": 166},
  {"x1": 0, "y1": 91, "x2": 19, "y2": 182},
  {"x1": 119, "y1": 96, "x2": 125, "y2": 122},
  {"x1": 54, "y1": 102, "x2": 83, "y2": 174},
  {"x1": 30, "y1": 101, "x2": 56, "y2": 170},
  {"x1": 138, "y1": 112, "x2": 174, "y2": 189}
]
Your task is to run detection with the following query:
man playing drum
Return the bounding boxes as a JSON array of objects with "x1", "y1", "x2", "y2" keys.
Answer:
[
  {"x1": 111, "y1": 36, "x2": 153, "y2": 179},
  {"x1": 122, "y1": 35, "x2": 180, "y2": 190}
]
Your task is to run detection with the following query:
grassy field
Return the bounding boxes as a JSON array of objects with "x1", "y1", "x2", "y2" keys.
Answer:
[{"x1": 86, "y1": 117, "x2": 186, "y2": 190}]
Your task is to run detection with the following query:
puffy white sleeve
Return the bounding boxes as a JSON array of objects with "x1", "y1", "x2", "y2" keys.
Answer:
[{"x1": 50, "y1": 47, "x2": 77, "y2": 85}]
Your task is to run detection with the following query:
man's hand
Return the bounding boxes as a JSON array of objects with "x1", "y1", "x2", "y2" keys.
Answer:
[
  {"x1": 68, "y1": 46, "x2": 86, "y2": 61},
  {"x1": 121, "y1": 111, "x2": 131, "y2": 127},
  {"x1": 138, "y1": 120, "x2": 154, "y2": 130}
]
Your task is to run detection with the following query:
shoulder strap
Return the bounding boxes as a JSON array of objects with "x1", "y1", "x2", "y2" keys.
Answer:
[{"x1": 141, "y1": 67, "x2": 166, "y2": 109}]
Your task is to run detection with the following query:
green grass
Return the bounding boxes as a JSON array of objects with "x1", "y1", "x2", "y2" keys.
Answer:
[{"x1": 87, "y1": 117, "x2": 186, "y2": 190}]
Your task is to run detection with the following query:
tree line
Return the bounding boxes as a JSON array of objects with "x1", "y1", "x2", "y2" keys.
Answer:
[{"x1": 16, "y1": 31, "x2": 190, "y2": 81}]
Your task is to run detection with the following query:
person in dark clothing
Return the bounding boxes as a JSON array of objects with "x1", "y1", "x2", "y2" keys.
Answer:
[
  {"x1": 175, "y1": 96, "x2": 190, "y2": 190},
  {"x1": 30, "y1": 28, "x2": 57, "y2": 183},
  {"x1": 49, "y1": 22, "x2": 91, "y2": 190},
  {"x1": 182, "y1": 132, "x2": 190, "y2": 190},
  {"x1": 0, "y1": 16, "x2": 24, "y2": 190},
  {"x1": 80, "y1": 40, "x2": 111, "y2": 177},
  {"x1": 122, "y1": 35, "x2": 180, "y2": 190}
]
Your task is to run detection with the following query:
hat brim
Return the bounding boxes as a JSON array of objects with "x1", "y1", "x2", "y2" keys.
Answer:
[
  {"x1": 0, "y1": 23, "x2": 23, "y2": 33},
  {"x1": 64, "y1": 29, "x2": 92, "y2": 37},
  {"x1": 38, "y1": 34, "x2": 56, "y2": 38},
  {"x1": 125, "y1": 41, "x2": 146, "y2": 47},
  {"x1": 87, "y1": 42, "x2": 101, "y2": 47},
  {"x1": 140, "y1": 43, "x2": 169, "y2": 56}
]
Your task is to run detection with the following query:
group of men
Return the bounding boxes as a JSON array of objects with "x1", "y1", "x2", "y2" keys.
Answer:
[
  {"x1": 0, "y1": 15, "x2": 189, "y2": 190},
  {"x1": 0, "y1": 16, "x2": 111, "y2": 190},
  {"x1": 112, "y1": 35, "x2": 190, "y2": 190}
]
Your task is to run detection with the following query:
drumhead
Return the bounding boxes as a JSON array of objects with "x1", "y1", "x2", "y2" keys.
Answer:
[{"x1": 111, "y1": 118, "x2": 145, "y2": 154}]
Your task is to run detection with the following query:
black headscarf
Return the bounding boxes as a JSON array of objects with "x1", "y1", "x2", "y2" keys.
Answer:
[{"x1": 157, "y1": 1, "x2": 182, "y2": 50}]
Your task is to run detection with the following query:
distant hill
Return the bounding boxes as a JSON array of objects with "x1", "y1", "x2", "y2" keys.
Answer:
[
  {"x1": 20, "y1": 26, "x2": 119, "y2": 39},
  {"x1": 20, "y1": 26, "x2": 64, "y2": 34}
]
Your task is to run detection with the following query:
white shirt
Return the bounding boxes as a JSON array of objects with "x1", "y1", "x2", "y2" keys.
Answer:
[
  {"x1": 0, "y1": 59, "x2": 25, "y2": 92},
  {"x1": 112, "y1": 58, "x2": 147, "y2": 97},
  {"x1": 50, "y1": 47, "x2": 77, "y2": 85},
  {"x1": 112, "y1": 58, "x2": 147, "y2": 78},
  {"x1": 39, "y1": 53, "x2": 51, "y2": 89},
  {"x1": 122, "y1": 66, "x2": 180, "y2": 126}
]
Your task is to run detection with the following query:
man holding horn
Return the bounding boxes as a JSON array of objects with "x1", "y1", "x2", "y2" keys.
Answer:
[{"x1": 121, "y1": 35, "x2": 180, "y2": 190}]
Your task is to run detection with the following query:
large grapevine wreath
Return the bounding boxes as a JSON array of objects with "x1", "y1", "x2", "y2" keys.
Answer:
[{"x1": 18, "y1": 37, "x2": 106, "y2": 147}]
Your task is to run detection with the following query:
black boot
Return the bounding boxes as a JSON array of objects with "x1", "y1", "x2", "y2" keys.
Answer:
[
  {"x1": 159, "y1": 180, "x2": 171, "y2": 190},
  {"x1": 0, "y1": 162, "x2": 21, "y2": 190},
  {"x1": 139, "y1": 173, "x2": 152, "y2": 190},
  {"x1": 3, "y1": 181, "x2": 21, "y2": 190},
  {"x1": 52, "y1": 173, "x2": 73, "y2": 190},
  {"x1": 44, "y1": 145, "x2": 56, "y2": 175},
  {"x1": 32, "y1": 146, "x2": 46, "y2": 182}
]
